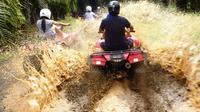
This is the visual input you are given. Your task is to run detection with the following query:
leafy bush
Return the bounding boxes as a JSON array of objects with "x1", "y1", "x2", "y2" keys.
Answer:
[
  {"x1": 47, "y1": 0, "x2": 77, "y2": 20},
  {"x1": 0, "y1": 0, "x2": 25, "y2": 46},
  {"x1": 19, "y1": 0, "x2": 46, "y2": 24}
]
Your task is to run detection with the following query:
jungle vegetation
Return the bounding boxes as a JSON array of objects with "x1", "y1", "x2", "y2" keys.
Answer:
[{"x1": 0, "y1": 0, "x2": 199, "y2": 46}]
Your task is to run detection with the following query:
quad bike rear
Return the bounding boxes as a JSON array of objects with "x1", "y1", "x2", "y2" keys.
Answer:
[{"x1": 88, "y1": 36, "x2": 146, "y2": 79}]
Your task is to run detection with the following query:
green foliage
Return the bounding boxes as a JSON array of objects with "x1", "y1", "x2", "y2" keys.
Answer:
[
  {"x1": 0, "y1": 0, "x2": 25, "y2": 46},
  {"x1": 19, "y1": 0, "x2": 47, "y2": 24},
  {"x1": 47, "y1": 0, "x2": 77, "y2": 20},
  {"x1": 0, "y1": 0, "x2": 200, "y2": 48},
  {"x1": 149, "y1": 0, "x2": 200, "y2": 12}
]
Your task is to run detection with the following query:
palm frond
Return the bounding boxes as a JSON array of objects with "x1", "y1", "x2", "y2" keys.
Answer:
[{"x1": 0, "y1": 0, "x2": 25, "y2": 46}]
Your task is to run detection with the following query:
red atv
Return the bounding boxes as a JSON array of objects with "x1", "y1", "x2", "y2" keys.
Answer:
[{"x1": 89, "y1": 36, "x2": 146, "y2": 78}]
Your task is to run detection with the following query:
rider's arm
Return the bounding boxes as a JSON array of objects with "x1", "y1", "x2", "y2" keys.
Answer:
[
  {"x1": 92, "y1": 12, "x2": 98, "y2": 18},
  {"x1": 129, "y1": 25, "x2": 135, "y2": 32},
  {"x1": 125, "y1": 25, "x2": 135, "y2": 33},
  {"x1": 123, "y1": 17, "x2": 135, "y2": 32},
  {"x1": 53, "y1": 21, "x2": 70, "y2": 26},
  {"x1": 125, "y1": 25, "x2": 135, "y2": 38},
  {"x1": 98, "y1": 28, "x2": 104, "y2": 33},
  {"x1": 98, "y1": 28, "x2": 106, "y2": 39},
  {"x1": 99, "y1": 20, "x2": 106, "y2": 38},
  {"x1": 98, "y1": 19, "x2": 105, "y2": 33},
  {"x1": 124, "y1": 17, "x2": 135, "y2": 37}
]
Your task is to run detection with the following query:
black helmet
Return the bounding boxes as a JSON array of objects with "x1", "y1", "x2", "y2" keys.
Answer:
[{"x1": 108, "y1": 1, "x2": 120, "y2": 16}]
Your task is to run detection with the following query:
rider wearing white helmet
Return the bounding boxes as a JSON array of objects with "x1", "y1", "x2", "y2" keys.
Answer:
[
  {"x1": 37, "y1": 8, "x2": 69, "y2": 38},
  {"x1": 86, "y1": 5, "x2": 92, "y2": 12},
  {"x1": 84, "y1": 5, "x2": 97, "y2": 20}
]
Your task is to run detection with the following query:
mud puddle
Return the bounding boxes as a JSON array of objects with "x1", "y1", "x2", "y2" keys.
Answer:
[
  {"x1": 94, "y1": 65, "x2": 196, "y2": 112},
  {"x1": 0, "y1": 59, "x2": 25, "y2": 112},
  {"x1": 43, "y1": 64, "x2": 197, "y2": 112}
]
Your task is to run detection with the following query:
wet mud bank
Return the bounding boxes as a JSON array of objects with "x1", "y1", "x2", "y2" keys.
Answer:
[
  {"x1": 43, "y1": 62, "x2": 197, "y2": 112},
  {"x1": 2, "y1": 45, "x2": 199, "y2": 112}
]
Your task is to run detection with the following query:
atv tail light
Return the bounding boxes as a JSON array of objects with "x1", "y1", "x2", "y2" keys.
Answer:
[
  {"x1": 91, "y1": 55, "x2": 106, "y2": 66},
  {"x1": 95, "y1": 61, "x2": 102, "y2": 65},
  {"x1": 133, "y1": 58, "x2": 139, "y2": 62},
  {"x1": 128, "y1": 53, "x2": 144, "y2": 64}
]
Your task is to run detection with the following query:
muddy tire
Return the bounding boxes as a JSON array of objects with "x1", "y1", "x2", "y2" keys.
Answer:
[{"x1": 126, "y1": 62, "x2": 143, "y2": 80}]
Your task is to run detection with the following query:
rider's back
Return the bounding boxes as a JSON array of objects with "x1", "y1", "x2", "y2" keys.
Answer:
[
  {"x1": 100, "y1": 15, "x2": 131, "y2": 51},
  {"x1": 37, "y1": 19, "x2": 53, "y2": 32},
  {"x1": 84, "y1": 12, "x2": 96, "y2": 20},
  {"x1": 37, "y1": 19, "x2": 55, "y2": 36}
]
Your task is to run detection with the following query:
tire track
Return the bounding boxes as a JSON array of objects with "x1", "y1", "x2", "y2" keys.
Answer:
[{"x1": 93, "y1": 64, "x2": 196, "y2": 112}]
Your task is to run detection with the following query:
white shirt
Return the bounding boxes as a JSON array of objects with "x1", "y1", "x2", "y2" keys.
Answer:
[
  {"x1": 36, "y1": 19, "x2": 56, "y2": 38},
  {"x1": 84, "y1": 12, "x2": 96, "y2": 20}
]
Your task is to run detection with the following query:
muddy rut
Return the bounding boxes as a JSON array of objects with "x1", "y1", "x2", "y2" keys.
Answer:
[{"x1": 43, "y1": 64, "x2": 196, "y2": 112}]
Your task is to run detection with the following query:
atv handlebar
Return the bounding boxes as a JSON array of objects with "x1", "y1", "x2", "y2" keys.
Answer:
[{"x1": 125, "y1": 29, "x2": 135, "y2": 38}]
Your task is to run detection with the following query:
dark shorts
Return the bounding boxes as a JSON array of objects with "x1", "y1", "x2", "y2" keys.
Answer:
[
  {"x1": 127, "y1": 38, "x2": 133, "y2": 48},
  {"x1": 100, "y1": 38, "x2": 133, "y2": 51}
]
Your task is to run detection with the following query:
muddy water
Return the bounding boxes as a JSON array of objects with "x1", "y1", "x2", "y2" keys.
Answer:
[
  {"x1": 2, "y1": 27, "x2": 199, "y2": 112},
  {"x1": 0, "y1": 62, "x2": 14, "y2": 112},
  {"x1": 0, "y1": 58, "x2": 27, "y2": 112},
  {"x1": 2, "y1": 5, "x2": 200, "y2": 111},
  {"x1": 43, "y1": 64, "x2": 197, "y2": 112}
]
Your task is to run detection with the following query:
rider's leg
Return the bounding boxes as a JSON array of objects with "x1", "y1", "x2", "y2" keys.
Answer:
[
  {"x1": 54, "y1": 27, "x2": 77, "y2": 46},
  {"x1": 100, "y1": 42, "x2": 107, "y2": 51},
  {"x1": 127, "y1": 38, "x2": 133, "y2": 48},
  {"x1": 54, "y1": 27, "x2": 64, "y2": 39}
]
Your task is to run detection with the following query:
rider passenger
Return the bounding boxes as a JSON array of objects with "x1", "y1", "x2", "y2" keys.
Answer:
[
  {"x1": 36, "y1": 8, "x2": 69, "y2": 39},
  {"x1": 98, "y1": 1, "x2": 134, "y2": 51},
  {"x1": 84, "y1": 6, "x2": 97, "y2": 20}
]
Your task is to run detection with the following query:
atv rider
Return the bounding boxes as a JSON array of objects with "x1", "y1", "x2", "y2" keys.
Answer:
[
  {"x1": 37, "y1": 8, "x2": 70, "y2": 39},
  {"x1": 98, "y1": 1, "x2": 135, "y2": 51},
  {"x1": 37, "y1": 8, "x2": 80, "y2": 46},
  {"x1": 84, "y1": 5, "x2": 97, "y2": 20}
]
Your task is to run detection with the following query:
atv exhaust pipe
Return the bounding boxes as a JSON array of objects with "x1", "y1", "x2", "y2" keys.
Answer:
[{"x1": 125, "y1": 62, "x2": 131, "y2": 69}]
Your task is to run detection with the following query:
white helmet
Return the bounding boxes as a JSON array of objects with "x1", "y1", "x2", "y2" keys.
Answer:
[
  {"x1": 86, "y1": 6, "x2": 92, "y2": 12},
  {"x1": 40, "y1": 8, "x2": 51, "y2": 19}
]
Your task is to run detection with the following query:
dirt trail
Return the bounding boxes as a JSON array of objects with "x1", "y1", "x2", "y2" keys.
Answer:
[
  {"x1": 1, "y1": 52, "x2": 196, "y2": 112},
  {"x1": 94, "y1": 64, "x2": 197, "y2": 112},
  {"x1": 1, "y1": 26, "x2": 199, "y2": 112},
  {"x1": 0, "y1": 60, "x2": 21, "y2": 112},
  {"x1": 43, "y1": 64, "x2": 197, "y2": 112}
]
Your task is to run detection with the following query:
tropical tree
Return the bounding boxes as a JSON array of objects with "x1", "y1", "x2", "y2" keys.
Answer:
[
  {"x1": 19, "y1": 0, "x2": 47, "y2": 24},
  {"x1": 1, "y1": 0, "x2": 200, "y2": 47},
  {"x1": 47, "y1": 0, "x2": 77, "y2": 20}
]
